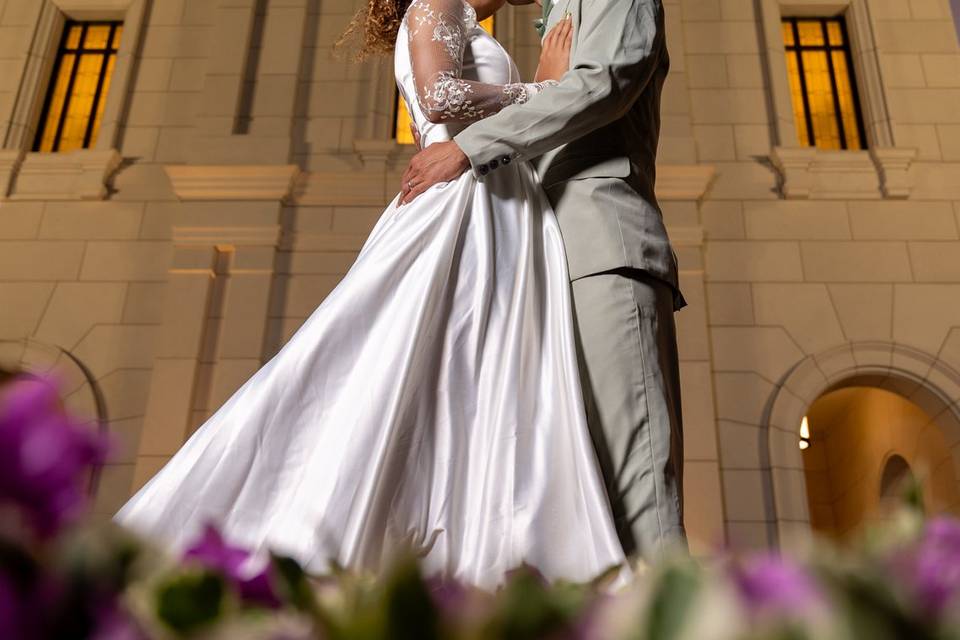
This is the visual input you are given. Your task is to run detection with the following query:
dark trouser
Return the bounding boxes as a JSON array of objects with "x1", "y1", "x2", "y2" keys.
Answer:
[{"x1": 570, "y1": 268, "x2": 685, "y2": 557}]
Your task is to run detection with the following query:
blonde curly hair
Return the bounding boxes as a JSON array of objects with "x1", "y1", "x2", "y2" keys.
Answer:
[{"x1": 335, "y1": 0, "x2": 412, "y2": 61}]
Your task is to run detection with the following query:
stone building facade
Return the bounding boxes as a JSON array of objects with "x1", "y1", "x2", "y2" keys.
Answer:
[{"x1": 1, "y1": 0, "x2": 959, "y2": 554}]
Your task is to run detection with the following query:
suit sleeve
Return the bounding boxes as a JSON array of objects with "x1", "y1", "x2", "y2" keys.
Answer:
[{"x1": 453, "y1": 0, "x2": 665, "y2": 177}]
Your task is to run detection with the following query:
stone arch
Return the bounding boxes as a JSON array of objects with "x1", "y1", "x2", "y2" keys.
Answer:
[
  {"x1": 0, "y1": 338, "x2": 108, "y2": 497},
  {"x1": 762, "y1": 341, "x2": 960, "y2": 546}
]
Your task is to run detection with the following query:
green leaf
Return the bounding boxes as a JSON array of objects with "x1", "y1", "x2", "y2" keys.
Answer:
[
  {"x1": 382, "y1": 558, "x2": 440, "y2": 640},
  {"x1": 645, "y1": 564, "x2": 701, "y2": 640},
  {"x1": 155, "y1": 569, "x2": 226, "y2": 635}
]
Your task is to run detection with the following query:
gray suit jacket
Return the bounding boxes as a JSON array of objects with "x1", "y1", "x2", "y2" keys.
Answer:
[{"x1": 454, "y1": 0, "x2": 683, "y2": 309}]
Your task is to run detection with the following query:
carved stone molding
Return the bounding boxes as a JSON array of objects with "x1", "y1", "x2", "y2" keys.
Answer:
[
  {"x1": 770, "y1": 146, "x2": 818, "y2": 199},
  {"x1": 871, "y1": 147, "x2": 918, "y2": 199},
  {"x1": 7, "y1": 149, "x2": 121, "y2": 200},
  {"x1": 0, "y1": 150, "x2": 25, "y2": 198},
  {"x1": 656, "y1": 164, "x2": 717, "y2": 201},
  {"x1": 164, "y1": 165, "x2": 301, "y2": 202},
  {"x1": 770, "y1": 146, "x2": 916, "y2": 200},
  {"x1": 172, "y1": 225, "x2": 282, "y2": 248},
  {"x1": 52, "y1": 0, "x2": 133, "y2": 20}
]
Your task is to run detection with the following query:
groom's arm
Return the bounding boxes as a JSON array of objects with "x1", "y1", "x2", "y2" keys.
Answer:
[{"x1": 454, "y1": 0, "x2": 665, "y2": 176}]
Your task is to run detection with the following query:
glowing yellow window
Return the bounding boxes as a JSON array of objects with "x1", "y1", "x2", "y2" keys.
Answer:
[
  {"x1": 395, "y1": 16, "x2": 494, "y2": 145},
  {"x1": 34, "y1": 21, "x2": 123, "y2": 153},
  {"x1": 782, "y1": 17, "x2": 866, "y2": 151}
]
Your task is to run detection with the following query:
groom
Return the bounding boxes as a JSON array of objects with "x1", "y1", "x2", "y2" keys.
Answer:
[{"x1": 399, "y1": 0, "x2": 685, "y2": 557}]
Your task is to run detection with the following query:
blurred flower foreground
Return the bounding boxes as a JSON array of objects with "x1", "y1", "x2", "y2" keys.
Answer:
[{"x1": 2, "y1": 374, "x2": 959, "y2": 640}]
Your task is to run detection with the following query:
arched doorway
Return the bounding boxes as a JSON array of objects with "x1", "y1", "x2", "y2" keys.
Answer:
[
  {"x1": 764, "y1": 342, "x2": 960, "y2": 547},
  {"x1": 801, "y1": 387, "x2": 957, "y2": 540}
]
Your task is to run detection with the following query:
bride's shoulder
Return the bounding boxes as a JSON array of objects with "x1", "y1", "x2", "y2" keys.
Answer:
[{"x1": 404, "y1": 0, "x2": 478, "y2": 31}]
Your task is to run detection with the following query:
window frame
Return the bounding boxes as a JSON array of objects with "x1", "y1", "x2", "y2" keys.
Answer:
[
  {"x1": 759, "y1": 0, "x2": 894, "y2": 150},
  {"x1": 33, "y1": 20, "x2": 123, "y2": 153},
  {"x1": 782, "y1": 16, "x2": 868, "y2": 151}
]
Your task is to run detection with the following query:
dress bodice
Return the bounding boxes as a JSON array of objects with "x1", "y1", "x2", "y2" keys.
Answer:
[{"x1": 395, "y1": 0, "x2": 527, "y2": 148}]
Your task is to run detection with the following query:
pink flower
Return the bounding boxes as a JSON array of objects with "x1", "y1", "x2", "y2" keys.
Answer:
[
  {"x1": 183, "y1": 525, "x2": 281, "y2": 608},
  {"x1": 731, "y1": 554, "x2": 823, "y2": 618},
  {"x1": 0, "y1": 376, "x2": 109, "y2": 537}
]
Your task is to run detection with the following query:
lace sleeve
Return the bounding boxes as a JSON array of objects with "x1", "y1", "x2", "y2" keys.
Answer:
[{"x1": 405, "y1": 0, "x2": 555, "y2": 124}]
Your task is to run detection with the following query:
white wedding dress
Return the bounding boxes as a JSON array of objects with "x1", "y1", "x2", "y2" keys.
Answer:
[{"x1": 116, "y1": 0, "x2": 626, "y2": 589}]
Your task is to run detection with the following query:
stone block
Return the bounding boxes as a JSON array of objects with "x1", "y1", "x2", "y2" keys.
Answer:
[
  {"x1": 39, "y1": 202, "x2": 144, "y2": 240},
  {"x1": 725, "y1": 521, "x2": 774, "y2": 549},
  {"x1": 880, "y1": 53, "x2": 926, "y2": 88},
  {"x1": 752, "y1": 283, "x2": 846, "y2": 355},
  {"x1": 743, "y1": 200, "x2": 851, "y2": 240},
  {"x1": 169, "y1": 57, "x2": 205, "y2": 92},
  {"x1": 733, "y1": 124, "x2": 772, "y2": 159},
  {"x1": 683, "y1": 20, "x2": 759, "y2": 54},
  {"x1": 280, "y1": 274, "x2": 343, "y2": 316},
  {"x1": 90, "y1": 463, "x2": 135, "y2": 516},
  {"x1": 683, "y1": 460, "x2": 726, "y2": 553},
  {"x1": 34, "y1": 283, "x2": 127, "y2": 349},
  {"x1": 104, "y1": 417, "x2": 144, "y2": 465},
  {"x1": 680, "y1": 361, "x2": 719, "y2": 460},
  {"x1": 98, "y1": 368, "x2": 153, "y2": 422},
  {"x1": 689, "y1": 89, "x2": 768, "y2": 124},
  {"x1": 938, "y1": 124, "x2": 960, "y2": 161},
  {"x1": 676, "y1": 279, "x2": 711, "y2": 361},
  {"x1": 721, "y1": 48, "x2": 765, "y2": 90},
  {"x1": 920, "y1": 53, "x2": 960, "y2": 88},
  {"x1": 848, "y1": 201, "x2": 957, "y2": 240},
  {"x1": 0, "y1": 241, "x2": 85, "y2": 280},
  {"x1": 893, "y1": 284, "x2": 960, "y2": 355},
  {"x1": 722, "y1": 469, "x2": 774, "y2": 521},
  {"x1": 80, "y1": 242, "x2": 172, "y2": 282},
  {"x1": 208, "y1": 358, "x2": 259, "y2": 409},
  {"x1": 909, "y1": 242, "x2": 960, "y2": 281},
  {"x1": 72, "y1": 325, "x2": 157, "y2": 378},
  {"x1": 0, "y1": 282, "x2": 53, "y2": 339},
  {"x1": 693, "y1": 125, "x2": 736, "y2": 161},
  {"x1": 711, "y1": 326, "x2": 805, "y2": 382},
  {"x1": 686, "y1": 54, "x2": 727, "y2": 88},
  {"x1": 718, "y1": 420, "x2": 765, "y2": 469},
  {"x1": 138, "y1": 358, "x2": 198, "y2": 456},
  {"x1": 122, "y1": 282, "x2": 167, "y2": 324},
  {"x1": 706, "y1": 282, "x2": 754, "y2": 325},
  {"x1": 712, "y1": 371, "x2": 775, "y2": 426},
  {"x1": 827, "y1": 284, "x2": 894, "y2": 341},
  {"x1": 706, "y1": 241, "x2": 804, "y2": 281},
  {"x1": 701, "y1": 201, "x2": 745, "y2": 239},
  {"x1": 892, "y1": 124, "x2": 943, "y2": 160},
  {"x1": 120, "y1": 126, "x2": 160, "y2": 161},
  {"x1": 0, "y1": 202, "x2": 42, "y2": 239},
  {"x1": 800, "y1": 242, "x2": 914, "y2": 282}
]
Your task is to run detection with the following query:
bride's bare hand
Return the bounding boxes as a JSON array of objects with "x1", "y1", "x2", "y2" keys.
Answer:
[{"x1": 534, "y1": 15, "x2": 573, "y2": 83}]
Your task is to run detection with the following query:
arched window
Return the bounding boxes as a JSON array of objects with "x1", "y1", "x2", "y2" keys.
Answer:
[
  {"x1": 394, "y1": 15, "x2": 494, "y2": 144},
  {"x1": 880, "y1": 454, "x2": 913, "y2": 502}
]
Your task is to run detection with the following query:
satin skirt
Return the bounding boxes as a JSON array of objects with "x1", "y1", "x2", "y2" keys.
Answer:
[{"x1": 114, "y1": 161, "x2": 627, "y2": 590}]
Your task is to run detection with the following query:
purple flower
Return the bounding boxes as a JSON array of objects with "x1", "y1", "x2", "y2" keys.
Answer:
[
  {"x1": 183, "y1": 525, "x2": 281, "y2": 608},
  {"x1": 731, "y1": 554, "x2": 823, "y2": 617},
  {"x1": 0, "y1": 573, "x2": 23, "y2": 640},
  {"x1": 0, "y1": 376, "x2": 109, "y2": 537},
  {"x1": 896, "y1": 517, "x2": 960, "y2": 616}
]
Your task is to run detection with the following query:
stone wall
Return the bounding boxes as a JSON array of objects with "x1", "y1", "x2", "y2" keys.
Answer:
[{"x1": 0, "y1": 0, "x2": 958, "y2": 552}]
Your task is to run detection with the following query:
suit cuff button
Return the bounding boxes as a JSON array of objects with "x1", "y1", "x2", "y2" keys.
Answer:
[
  {"x1": 478, "y1": 164, "x2": 489, "y2": 176},
  {"x1": 489, "y1": 158, "x2": 499, "y2": 169},
  {"x1": 501, "y1": 155, "x2": 511, "y2": 165}
]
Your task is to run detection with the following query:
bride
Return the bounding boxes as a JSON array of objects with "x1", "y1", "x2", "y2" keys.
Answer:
[{"x1": 115, "y1": 0, "x2": 627, "y2": 589}]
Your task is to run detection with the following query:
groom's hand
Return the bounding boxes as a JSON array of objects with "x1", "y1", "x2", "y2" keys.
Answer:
[{"x1": 399, "y1": 141, "x2": 470, "y2": 205}]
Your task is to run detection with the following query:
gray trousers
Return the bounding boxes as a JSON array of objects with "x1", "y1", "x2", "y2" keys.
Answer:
[{"x1": 569, "y1": 268, "x2": 686, "y2": 557}]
